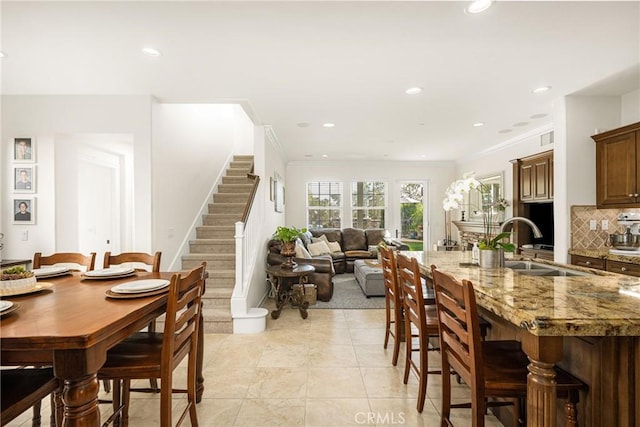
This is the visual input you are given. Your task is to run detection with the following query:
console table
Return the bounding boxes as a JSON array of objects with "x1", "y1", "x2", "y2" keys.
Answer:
[{"x1": 266, "y1": 264, "x2": 315, "y2": 319}]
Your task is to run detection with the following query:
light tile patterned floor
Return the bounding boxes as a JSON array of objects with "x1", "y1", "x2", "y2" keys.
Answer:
[{"x1": 7, "y1": 301, "x2": 507, "y2": 426}]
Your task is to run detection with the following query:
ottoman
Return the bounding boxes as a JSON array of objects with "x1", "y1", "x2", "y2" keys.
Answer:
[{"x1": 354, "y1": 259, "x2": 384, "y2": 297}]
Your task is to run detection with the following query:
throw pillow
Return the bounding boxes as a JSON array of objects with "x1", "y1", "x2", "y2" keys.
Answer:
[
  {"x1": 307, "y1": 240, "x2": 331, "y2": 256},
  {"x1": 311, "y1": 234, "x2": 329, "y2": 244},
  {"x1": 327, "y1": 240, "x2": 342, "y2": 253},
  {"x1": 294, "y1": 239, "x2": 312, "y2": 259}
]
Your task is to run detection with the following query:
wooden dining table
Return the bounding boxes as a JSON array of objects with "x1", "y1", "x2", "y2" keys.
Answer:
[{"x1": 0, "y1": 270, "x2": 206, "y2": 427}]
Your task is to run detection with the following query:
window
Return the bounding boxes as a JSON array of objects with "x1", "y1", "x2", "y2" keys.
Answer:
[
  {"x1": 307, "y1": 181, "x2": 342, "y2": 229},
  {"x1": 351, "y1": 181, "x2": 386, "y2": 229}
]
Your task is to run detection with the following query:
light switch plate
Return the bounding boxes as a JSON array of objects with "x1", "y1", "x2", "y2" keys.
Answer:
[
  {"x1": 589, "y1": 220, "x2": 597, "y2": 230},
  {"x1": 602, "y1": 220, "x2": 609, "y2": 230}
]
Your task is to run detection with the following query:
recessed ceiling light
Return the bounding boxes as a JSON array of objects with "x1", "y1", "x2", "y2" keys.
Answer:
[
  {"x1": 498, "y1": 129, "x2": 513, "y2": 134},
  {"x1": 322, "y1": 123, "x2": 335, "y2": 128},
  {"x1": 530, "y1": 113, "x2": 548, "y2": 119},
  {"x1": 472, "y1": 122, "x2": 485, "y2": 127},
  {"x1": 465, "y1": 0, "x2": 493, "y2": 14},
  {"x1": 0, "y1": 51, "x2": 6, "y2": 58},
  {"x1": 304, "y1": 154, "x2": 313, "y2": 158},
  {"x1": 405, "y1": 87, "x2": 423, "y2": 95},
  {"x1": 532, "y1": 86, "x2": 551, "y2": 94},
  {"x1": 297, "y1": 122, "x2": 310, "y2": 128},
  {"x1": 513, "y1": 122, "x2": 529, "y2": 127},
  {"x1": 141, "y1": 47, "x2": 161, "y2": 57},
  {"x1": 321, "y1": 154, "x2": 329, "y2": 158}
]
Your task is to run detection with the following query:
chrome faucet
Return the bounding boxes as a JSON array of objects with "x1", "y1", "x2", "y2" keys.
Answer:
[
  {"x1": 500, "y1": 216, "x2": 543, "y2": 238},
  {"x1": 497, "y1": 217, "x2": 543, "y2": 266}
]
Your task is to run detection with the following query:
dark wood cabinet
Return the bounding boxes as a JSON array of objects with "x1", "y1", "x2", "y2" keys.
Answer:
[
  {"x1": 592, "y1": 122, "x2": 640, "y2": 208},
  {"x1": 607, "y1": 260, "x2": 640, "y2": 277},
  {"x1": 518, "y1": 151, "x2": 553, "y2": 203},
  {"x1": 570, "y1": 254, "x2": 606, "y2": 270}
]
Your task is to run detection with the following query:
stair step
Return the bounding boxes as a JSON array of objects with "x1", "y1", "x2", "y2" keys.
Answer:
[
  {"x1": 202, "y1": 214, "x2": 240, "y2": 226},
  {"x1": 217, "y1": 183, "x2": 253, "y2": 194},
  {"x1": 213, "y1": 193, "x2": 250, "y2": 203},
  {"x1": 182, "y1": 254, "x2": 234, "y2": 269},
  {"x1": 229, "y1": 160, "x2": 253, "y2": 169},
  {"x1": 196, "y1": 225, "x2": 235, "y2": 239},
  {"x1": 189, "y1": 239, "x2": 235, "y2": 253},
  {"x1": 222, "y1": 176, "x2": 252, "y2": 185},
  {"x1": 208, "y1": 203, "x2": 245, "y2": 214},
  {"x1": 226, "y1": 168, "x2": 249, "y2": 176}
]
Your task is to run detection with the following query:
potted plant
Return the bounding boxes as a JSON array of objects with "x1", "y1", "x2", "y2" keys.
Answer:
[
  {"x1": 443, "y1": 173, "x2": 515, "y2": 267},
  {"x1": 273, "y1": 226, "x2": 307, "y2": 268}
]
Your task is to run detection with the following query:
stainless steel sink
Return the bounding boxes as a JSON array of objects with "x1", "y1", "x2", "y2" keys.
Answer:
[
  {"x1": 514, "y1": 269, "x2": 587, "y2": 277},
  {"x1": 505, "y1": 260, "x2": 592, "y2": 277},
  {"x1": 504, "y1": 261, "x2": 550, "y2": 270}
]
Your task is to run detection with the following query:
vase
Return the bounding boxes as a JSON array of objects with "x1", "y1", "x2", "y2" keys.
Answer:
[
  {"x1": 280, "y1": 241, "x2": 297, "y2": 269},
  {"x1": 478, "y1": 249, "x2": 501, "y2": 268}
]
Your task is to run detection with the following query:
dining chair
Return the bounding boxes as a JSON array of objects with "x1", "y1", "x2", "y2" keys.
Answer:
[
  {"x1": 396, "y1": 252, "x2": 442, "y2": 413},
  {"x1": 102, "y1": 251, "x2": 163, "y2": 393},
  {"x1": 1, "y1": 367, "x2": 59, "y2": 427},
  {"x1": 98, "y1": 262, "x2": 206, "y2": 427},
  {"x1": 430, "y1": 265, "x2": 586, "y2": 427},
  {"x1": 33, "y1": 252, "x2": 96, "y2": 272},
  {"x1": 380, "y1": 245, "x2": 404, "y2": 366}
]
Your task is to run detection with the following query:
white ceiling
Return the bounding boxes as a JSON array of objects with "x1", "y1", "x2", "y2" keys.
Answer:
[{"x1": 2, "y1": 1, "x2": 639, "y2": 162}]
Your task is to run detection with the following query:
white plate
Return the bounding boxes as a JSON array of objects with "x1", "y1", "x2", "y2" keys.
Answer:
[
  {"x1": 33, "y1": 267, "x2": 71, "y2": 278},
  {"x1": 84, "y1": 267, "x2": 135, "y2": 277},
  {"x1": 0, "y1": 300, "x2": 14, "y2": 312},
  {"x1": 111, "y1": 279, "x2": 170, "y2": 294}
]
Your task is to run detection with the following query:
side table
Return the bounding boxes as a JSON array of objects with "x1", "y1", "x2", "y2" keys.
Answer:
[{"x1": 266, "y1": 264, "x2": 315, "y2": 319}]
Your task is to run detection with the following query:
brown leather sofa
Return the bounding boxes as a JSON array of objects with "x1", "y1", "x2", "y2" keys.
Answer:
[{"x1": 266, "y1": 240, "x2": 335, "y2": 302}]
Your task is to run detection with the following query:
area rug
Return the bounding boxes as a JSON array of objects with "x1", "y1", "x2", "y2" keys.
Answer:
[{"x1": 310, "y1": 273, "x2": 385, "y2": 309}]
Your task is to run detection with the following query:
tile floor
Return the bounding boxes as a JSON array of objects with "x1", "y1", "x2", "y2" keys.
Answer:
[{"x1": 8, "y1": 300, "x2": 506, "y2": 427}]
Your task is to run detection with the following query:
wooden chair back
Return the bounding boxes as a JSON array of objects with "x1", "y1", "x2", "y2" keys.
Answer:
[
  {"x1": 397, "y1": 253, "x2": 426, "y2": 333},
  {"x1": 160, "y1": 262, "x2": 206, "y2": 423},
  {"x1": 431, "y1": 265, "x2": 485, "y2": 417},
  {"x1": 1, "y1": 367, "x2": 59, "y2": 426},
  {"x1": 33, "y1": 252, "x2": 96, "y2": 272},
  {"x1": 380, "y1": 245, "x2": 403, "y2": 365},
  {"x1": 103, "y1": 251, "x2": 161, "y2": 272}
]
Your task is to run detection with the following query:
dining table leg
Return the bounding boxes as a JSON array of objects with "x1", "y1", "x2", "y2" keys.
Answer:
[
  {"x1": 196, "y1": 300, "x2": 205, "y2": 403},
  {"x1": 54, "y1": 348, "x2": 103, "y2": 427},
  {"x1": 521, "y1": 334, "x2": 563, "y2": 427}
]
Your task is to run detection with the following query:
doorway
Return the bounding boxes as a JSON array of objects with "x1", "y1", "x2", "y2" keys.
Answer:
[{"x1": 395, "y1": 181, "x2": 427, "y2": 251}]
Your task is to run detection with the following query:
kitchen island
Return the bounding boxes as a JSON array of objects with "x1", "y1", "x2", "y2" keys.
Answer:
[{"x1": 404, "y1": 250, "x2": 640, "y2": 427}]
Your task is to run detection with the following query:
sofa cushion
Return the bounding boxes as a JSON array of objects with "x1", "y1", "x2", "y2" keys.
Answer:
[
  {"x1": 327, "y1": 240, "x2": 342, "y2": 253},
  {"x1": 365, "y1": 229, "x2": 387, "y2": 247},
  {"x1": 344, "y1": 250, "x2": 374, "y2": 258},
  {"x1": 342, "y1": 228, "x2": 367, "y2": 251},
  {"x1": 311, "y1": 229, "x2": 342, "y2": 244},
  {"x1": 308, "y1": 240, "x2": 332, "y2": 256},
  {"x1": 295, "y1": 239, "x2": 312, "y2": 259},
  {"x1": 300, "y1": 230, "x2": 313, "y2": 248}
]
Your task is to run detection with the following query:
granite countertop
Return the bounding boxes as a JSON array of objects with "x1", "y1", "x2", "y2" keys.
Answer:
[
  {"x1": 569, "y1": 247, "x2": 640, "y2": 265},
  {"x1": 402, "y1": 251, "x2": 640, "y2": 337}
]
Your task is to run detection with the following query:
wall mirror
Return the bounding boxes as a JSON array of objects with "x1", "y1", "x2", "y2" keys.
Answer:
[{"x1": 466, "y1": 172, "x2": 503, "y2": 222}]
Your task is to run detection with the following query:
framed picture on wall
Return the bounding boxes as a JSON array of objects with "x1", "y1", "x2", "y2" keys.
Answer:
[
  {"x1": 13, "y1": 166, "x2": 36, "y2": 193},
  {"x1": 12, "y1": 137, "x2": 35, "y2": 162},
  {"x1": 274, "y1": 174, "x2": 284, "y2": 213},
  {"x1": 13, "y1": 197, "x2": 35, "y2": 225}
]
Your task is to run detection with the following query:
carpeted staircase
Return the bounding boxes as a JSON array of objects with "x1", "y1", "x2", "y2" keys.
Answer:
[{"x1": 181, "y1": 155, "x2": 254, "y2": 333}]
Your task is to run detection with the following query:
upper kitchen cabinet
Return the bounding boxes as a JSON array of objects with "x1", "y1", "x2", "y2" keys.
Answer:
[
  {"x1": 516, "y1": 150, "x2": 554, "y2": 202},
  {"x1": 592, "y1": 122, "x2": 640, "y2": 208}
]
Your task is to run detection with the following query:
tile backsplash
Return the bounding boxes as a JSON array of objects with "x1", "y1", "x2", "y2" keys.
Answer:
[{"x1": 571, "y1": 205, "x2": 640, "y2": 249}]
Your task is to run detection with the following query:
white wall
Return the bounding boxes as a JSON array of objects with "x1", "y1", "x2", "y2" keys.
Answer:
[
  {"x1": 152, "y1": 103, "x2": 236, "y2": 268},
  {"x1": 1, "y1": 95, "x2": 153, "y2": 260},
  {"x1": 622, "y1": 89, "x2": 640, "y2": 125},
  {"x1": 286, "y1": 160, "x2": 456, "y2": 249}
]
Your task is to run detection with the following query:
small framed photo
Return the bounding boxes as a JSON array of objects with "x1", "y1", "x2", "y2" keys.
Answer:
[
  {"x1": 13, "y1": 197, "x2": 35, "y2": 224},
  {"x1": 13, "y1": 137, "x2": 35, "y2": 162},
  {"x1": 13, "y1": 166, "x2": 36, "y2": 193}
]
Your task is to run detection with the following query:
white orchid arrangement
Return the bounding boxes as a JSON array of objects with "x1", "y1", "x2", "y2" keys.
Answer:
[{"x1": 443, "y1": 172, "x2": 514, "y2": 252}]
